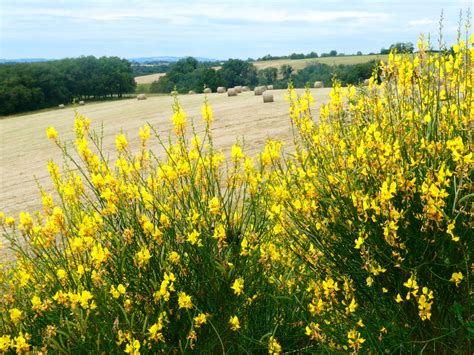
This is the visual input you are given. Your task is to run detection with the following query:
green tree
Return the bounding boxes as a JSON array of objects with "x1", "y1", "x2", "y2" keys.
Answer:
[
  {"x1": 220, "y1": 59, "x2": 258, "y2": 87},
  {"x1": 279, "y1": 64, "x2": 294, "y2": 81}
]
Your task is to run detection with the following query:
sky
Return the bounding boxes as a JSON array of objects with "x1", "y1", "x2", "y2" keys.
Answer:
[{"x1": 0, "y1": 0, "x2": 471, "y2": 60}]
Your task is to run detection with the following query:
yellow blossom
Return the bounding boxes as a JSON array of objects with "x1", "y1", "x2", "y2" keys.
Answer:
[
  {"x1": 450, "y1": 272, "x2": 463, "y2": 287},
  {"x1": 193, "y1": 313, "x2": 208, "y2": 328},
  {"x1": 9, "y1": 308, "x2": 22, "y2": 325},
  {"x1": 178, "y1": 292, "x2": 193, "y2": 309},
  {"x1": 46, "y1": 127, "x2": 58, "y2": 140},
  {"x1": 229, "y1": 315, "x2": 240, "y2": 331},
  {"x1": 231, "y1": 277, "x2": 245, "y2": 296},
  {"x1": 268, "y1": 336, "x2": 282, "y2": 354}
]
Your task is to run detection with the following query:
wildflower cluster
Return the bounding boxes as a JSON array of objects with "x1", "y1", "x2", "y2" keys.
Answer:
[{"x1": 0, "y1": 32, "x2": 472, "y2": 353}]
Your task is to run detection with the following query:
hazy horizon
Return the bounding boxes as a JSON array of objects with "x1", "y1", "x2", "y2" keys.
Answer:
[{"x1": 1, "y1": 0, "x2": 471, "y2": 61}]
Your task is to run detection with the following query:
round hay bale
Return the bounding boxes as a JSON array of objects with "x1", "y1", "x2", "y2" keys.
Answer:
[
  {"x1": 363, "y1": 79, "x2": 370, "y2": 86},
  {"x1": 242, "y1": 86, "x2": 250, "y2": 92},
  {"x1": 266, "y1": 85, "x2": 274, "y2": 90},
  {"x1": 170, "y1": 90, "x2": 178, "y2": 96},
  {"x1": 263, "y1": 92, "x2": 274, "y2": 103},
  {"x1": 137, "y1": 94, "x2": 147, "y2": 100},
  {"x1": 217, "y1": 86, "x2": 226, "y2": 93},
  {"x1": 234, "y1": 86, "x2": 242, "y2": 93},
  {"x1": 203, "y1": 88, "x2": 212, "y2": 94},
  {"x1": 188, "y1": 90, "x2": 196, "y2": 95},
  {"x1": 254, "y1": 86, "x2": 264, "y2": 95},
  {"x1": 227, "y1": 88, "x2": 237, "y2": 97},
  {"x1": 78, "y1": 100, "x2": 85, "y2": 106},
  {"x1": 314, "y1": 81, "x2": 324, "y2": 88},
  {"x1": 58, "y1": 104, "x2": 65, "y2": 109}
]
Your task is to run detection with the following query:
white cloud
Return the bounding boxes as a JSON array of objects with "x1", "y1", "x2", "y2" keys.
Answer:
[{"x1": 407, "y1": 18, "x2": 438, "y2": 27}]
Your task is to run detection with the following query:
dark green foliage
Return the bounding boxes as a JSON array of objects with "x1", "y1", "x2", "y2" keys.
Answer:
[
  {"x1": 0, "y1": 56, "x2": 136, "y2": 115},
  {"x1": 257, "y1": 67, "x2": 278, "y2": 85},
  {"x1": 150, "y1": 58, "x2": 258, "y2": 94},
  {"x1": 291, "y1": 61, "x2": 378, "y2": 87},
  {"x1": 150, "y1": 57, "x2": 223, "y2": 94},
  {"x1": 219, "y1": 59, "x2": 258, "y2": 88}
]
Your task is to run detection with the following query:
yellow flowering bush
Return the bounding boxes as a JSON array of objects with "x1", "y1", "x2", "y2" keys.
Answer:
[
  {"x1": 0, "y1": 97, "x2": 311, "y2": 353},
  {"x1": 268, "y1": 32, "x2": 473, "y2": 351},
  {"x1": 0, "y1": 30, "x2": 472, "y2": 353}
]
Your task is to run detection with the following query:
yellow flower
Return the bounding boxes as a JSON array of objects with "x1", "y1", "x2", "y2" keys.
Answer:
[
  {"x1": 178, "y1": 292, "x2": 193, "y2": 309},
  {"x1": 187, "y1": 229, "x2": 202, "y2": 246},
  {"x1": 229, "y1": 315, "x2": 240, "y2": 331},
  {"x1": 231, "y1": 277, "x2": 245, "y2": 296},
  {"x1": 268, "y1": 336, "x2": 282, "y2": 354},
  {"x1": 5, "y1": 216, "x2": 15, "y2": 226},
  {"x1": 446, "y1": 222, "x2": 459, "y2": 242},
  {"x1": 116, "y1": 133, "x2": 128, "y2": 152},
  {"x1": 208, "y1": 197, "x2": 221, "y2": 215},
  {"x1": 124, "y1": 339, "x2": 140, "y2": 355},
  {"x1": 13, "y1": 332, "x2": 30, "y2": 353},
  {"x1": 0, "y1": 335, "x2": 11, "y2": 352},
  {"x1": 450, "y1": 272, "x2": 463, "y2": 287},
  {"x1": 56, "y1": 268, "x2": 67, "y2": 280},
  {"x1": 354, "y1": 236, "x2": 364, "y2": 249},
  {"x1": 193, "y1": 313, "x2": 208, "y2": 328},
  {"x1": 201, "y1": 100, "x2": 213, "y2": 124},
  {"x1": 46, "y1": 127, "x2": 58, "y2": 140},
  {"x1": 148, "y1": 314, "x2": 166, "y2": 343},
  {"x1": 135, "y1": 246, "x2": 152, "y2": 269},
  {"x1": 169, "y1": 251, "x2": 180, "y2": 264},
  {"x1": 395, "y1": 294, "x2": 403, "y2": 303},
  {"x1": 9, "y1": 308, "x2": 22, "y2": 325}
]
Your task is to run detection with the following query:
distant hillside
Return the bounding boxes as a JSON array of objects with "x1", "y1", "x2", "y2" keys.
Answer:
[{"x1": 252, "y1": 54, "x2": 389, "y2": 71}]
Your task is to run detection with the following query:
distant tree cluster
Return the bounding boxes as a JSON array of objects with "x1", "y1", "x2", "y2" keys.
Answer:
[
  {"x1": 291, "y1": 61, "x2": 378, "y2": 87},
  {"x1": 149, "y1": 58, "x2": 257, "y2": 94},
  {"x1": 257, "y1": 49, "x2": 364, "y2": 61},
  {"x1": 254, "y1": 61, "x2": 378, "y2": 89},
  {"x1": 149, "y1": 56, "x2": 377, "y2": 93},
  {"x1": 0, "y1": 56, "x2": 135, "y2": 115},
  {"x1": 380, "y1": 42, "x2": 414, "y2": 54}
]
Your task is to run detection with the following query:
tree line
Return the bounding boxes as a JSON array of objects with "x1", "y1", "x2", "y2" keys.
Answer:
[
  {"x1": 0, "y1": 56, "x2": 135, "y2": 116},
  {"x1": 148, "y1": 57, "x2": 377, "y2": 94}
]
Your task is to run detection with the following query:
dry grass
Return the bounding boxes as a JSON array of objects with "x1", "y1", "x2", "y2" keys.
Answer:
[
  {"x1": 253, "y1": 54, "x2": 389, "y2": 71},
  {"x1": 0, "y1": 88, "x2": 330, "y2": 257},
  {"x1": 134, "y1": 73, "x2": 167, "y2": 84}
]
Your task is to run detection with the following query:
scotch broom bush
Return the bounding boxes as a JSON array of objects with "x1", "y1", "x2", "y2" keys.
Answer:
[{"x1": 1, "y1": 30, "x2": 472, "y2": 353}]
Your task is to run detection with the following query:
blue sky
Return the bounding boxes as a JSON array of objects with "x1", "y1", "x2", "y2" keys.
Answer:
[{"x1": 1, "y1": 0, "x2": 471, "y2": 60}]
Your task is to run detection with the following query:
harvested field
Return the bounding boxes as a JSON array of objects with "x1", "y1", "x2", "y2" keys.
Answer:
[{"x1": 134, "y1": 72, "x2": 167, "y2": 84}]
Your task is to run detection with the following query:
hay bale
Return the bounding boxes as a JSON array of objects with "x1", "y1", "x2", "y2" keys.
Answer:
[
  {"x1": 58, "y1": 104, "x2": 65, "y2": 109},
  {"x1": 242, "y1": 86, "x2": 250, "y2": 92},
  {"x1": 263, "y1": 92, "x2": 274, "y2": 103},
  {"x1": 217, "y1": 86, "x2": 226, "y2": 93},
  {"x1": 254, "y1": 86, "x2": 265, "y2": 95},
  {"x1": 170, "y1": 90, "x2": 178, "y2": 96},
  {"x1": 234, "y1": 86, "x2": 242, "y2": 93},
  {"x1": 137, "y1": 94, "x2": 147, "y2": 100},
  {"x1": 363, "y1": 79, "x2": 370, "y2": 86},
  {"x1": 314, "y1": 81, "x2": 324, "y2": 88},
  {"x1": 188, "y1": 90, "x2": 196, "y2": 95},
  {"x1": 266, "y1": 85, "x2": 274, "y2": 90},
  {"x1": 227, "y1": 88, "x2": 237, "y2": 97},
  {"x1": 78, "y1": 101, "x2": 85, "y2": 106},
  {"x1": 204, "y1": 88, "x2": 212, "y2": 94}
]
